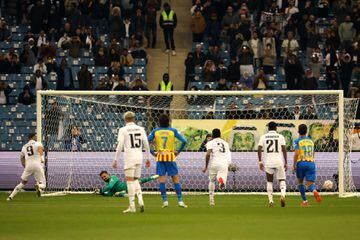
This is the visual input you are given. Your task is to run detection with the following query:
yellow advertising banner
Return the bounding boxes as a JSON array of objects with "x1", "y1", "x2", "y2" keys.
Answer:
[{"x1": 172, "y1": 120, "x2": 341, "y2": 151}]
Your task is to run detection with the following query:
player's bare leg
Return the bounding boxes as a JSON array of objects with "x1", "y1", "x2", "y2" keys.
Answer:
[
  {"x1": 7, "y1": 180, "x2": 27, "y2": 201},
  {"x1": 306, "y1": 181, "x2": 321, "y2": 203},
  {"x1": 279, "y1": 179, "x2": 286, "y2": 207},
  {"x1": 172, "y1": 175, "x2": 187, "y2": 208},
  {"x1": 298, "y1": 178, "x2": 308, "y2": 206},
  {"x1": 266, "y1": 173, "x2": 274, "y2": 207}
]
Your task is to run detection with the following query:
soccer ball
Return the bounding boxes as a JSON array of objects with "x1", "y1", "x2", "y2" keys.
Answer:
[{"x1": 323, "y1": 180, "x2": 334, "y2": 190}]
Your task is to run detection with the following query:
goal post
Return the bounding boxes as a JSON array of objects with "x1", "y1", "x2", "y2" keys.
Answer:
[{"x1": 36, "y1": 90, "x2": 359, "y2": 197}]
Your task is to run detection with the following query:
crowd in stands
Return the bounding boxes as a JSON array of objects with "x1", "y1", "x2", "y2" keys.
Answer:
[
  {"x1": 0, "y1": 0, "x2": 163, "y2": 105},
  {"x1": 186, "y1": 0, "x2": 360, "y2": 101}
]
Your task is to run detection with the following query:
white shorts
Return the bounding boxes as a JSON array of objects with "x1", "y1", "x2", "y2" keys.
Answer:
[
  {"x1": 209, "y1": 165, "x2": 228, "y2": 185},
  {"x1": 124, "y1": 164, "x2": 142, "y2": 179},
  {"x1": 21, "y1": 164, "x2": 46, "y2": 183},
  {"x1": 265, "y1": 165, "x2": 286, "y2": 180}
]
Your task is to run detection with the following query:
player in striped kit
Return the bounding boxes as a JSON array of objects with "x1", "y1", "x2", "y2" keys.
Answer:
[
  {"x1": 148, "y1": 113, "x2": 187, "y2": 208},
  {"x1": 7, "y1": 133, "x2": 46, "y2": 201}
]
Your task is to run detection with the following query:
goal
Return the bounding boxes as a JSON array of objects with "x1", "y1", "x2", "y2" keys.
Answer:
[{"x1": 37, "y1": 90, "x2": 359, "y2": 197}]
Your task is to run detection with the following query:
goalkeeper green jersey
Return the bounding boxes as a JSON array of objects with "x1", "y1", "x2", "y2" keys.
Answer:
[{"x1": 100, "y1": 175, "x2": 127, "y2": 197}]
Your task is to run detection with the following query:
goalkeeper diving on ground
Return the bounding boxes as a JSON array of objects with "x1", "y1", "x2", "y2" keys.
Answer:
[{"x1": 95, "y1": 171, "x2": 159, "y2": 197}]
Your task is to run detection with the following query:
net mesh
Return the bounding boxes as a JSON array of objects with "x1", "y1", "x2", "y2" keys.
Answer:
[{"x1": 39, "y1": 92, "x2": 359, "y2": 195}]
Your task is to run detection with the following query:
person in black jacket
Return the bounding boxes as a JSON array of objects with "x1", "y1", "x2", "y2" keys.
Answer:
[
  {"x1": 300, "y1": 69, "x2": 318, "y2": 90},
  {"x1": 159, "y1": 3, "x2": 177, "y2": 55},
  {"x1": 56, "y1": 59, "x2": 74, "y2": 90},
  {"x1": 339, "y1": 53, "x2": 353, "y2": 97},
  {"x1": 284, "y1": 54, "x2": 304, "y2": 90},
  {"x1": 18, "y1": 85, "x2": 35, "y2": 105}
]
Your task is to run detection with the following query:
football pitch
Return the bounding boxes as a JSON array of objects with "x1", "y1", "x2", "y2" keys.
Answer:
[{"x1": 1, "y1": 193, "x2": 359, "y2": 240}]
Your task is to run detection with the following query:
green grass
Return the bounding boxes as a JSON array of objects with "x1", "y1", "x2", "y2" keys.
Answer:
[{"x1": 1, "y1": 193, "x2": 360, "y2": 240}]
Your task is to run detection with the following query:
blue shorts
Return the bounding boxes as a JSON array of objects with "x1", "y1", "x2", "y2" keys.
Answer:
[
  {"x1": 156, "y1": 161, "x2": 178, "y2": 176},
  {"x1": 296, "y1": 161, "x2": 316, "y2": 182}
]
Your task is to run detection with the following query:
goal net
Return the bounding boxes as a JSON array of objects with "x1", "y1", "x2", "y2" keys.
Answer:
[{"x1": 37, "y1": 91, "x2": 359, "y2": 197}]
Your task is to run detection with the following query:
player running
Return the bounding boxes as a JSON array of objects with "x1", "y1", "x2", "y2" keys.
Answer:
[
  {"x1": 7, "y1": 133, "x2": 46, "y2": 201},
  {"x1": 148, "y1": 113, "x2": 187, "y2": 208},
  {"x1": 112, "y1": 111, "x2": 151, "y2": 213},
  {"x1": 293, "y1": 124, "x2": 322, "y2": 206},
  {"x1": 202, "y1": 128, "x2": 231, "y2": 206},
  {"x1": 95, "y1": 171, "x2": 159, "y2": 197},
  {"x1": 258, "y1": 122, "x2": 288, "y2": 207}
]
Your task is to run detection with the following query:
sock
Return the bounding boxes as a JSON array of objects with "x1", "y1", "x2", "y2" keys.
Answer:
[
  {"x1": 308, "y1": 184, "x2": 316, "y2": 192},
  {"x1": 134, "y1": 180, "x2": 144, "y2": 206},
  {"x1": 174, "y1": 183, "x2": 183, "y2": 202},
  {"x1": 267, "y1": 182, "x2": 273, "y2": 203},
  {"x1": 159, "y1": 182, "x2": 167, "y2": 202},
  {"x1": 37, "y1": 182, "x2": 46, "y2": 190},
  {"x1": 126, "y1": 181, "x2": 136, "y2": 209},
  {"x1": 209, "y1": 181, "x2": 215, "y2": 201},
  {"x1": 9, "y1": 182, "x2": 25, "y2": 199},
  {"x1": 280, "y1": 181, "x2": 286, "y2": 198},
  {"x1": 139, "y1": 177, "x2": 152, "y2": 184},
  {"x1": 298, "y1": 184, "x2": 307, "y2": 201}
]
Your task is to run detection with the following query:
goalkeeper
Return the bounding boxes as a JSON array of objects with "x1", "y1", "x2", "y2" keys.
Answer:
[{"x1": 95, "y1": 171, "x2": 159, "y2": 197}]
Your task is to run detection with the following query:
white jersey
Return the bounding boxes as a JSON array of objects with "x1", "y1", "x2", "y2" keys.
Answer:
[
  {"x1": 206, "y1": 138, "x2": 231, "y2": 167},
  {"x1": 258, "y1": 131, "x2": 286, "y2": 167},
  {"x1": 20, "y1": 140, "x2": 43, "y2": 166},
  {"x1": 115, "y1": 122, "x2": 150, "y2": 168}
]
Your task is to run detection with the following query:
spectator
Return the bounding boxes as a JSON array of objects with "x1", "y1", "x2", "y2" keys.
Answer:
[
  {"x1": 94, "y1": 47, "x2": 109, "y2": 66},
  {"x1": 109, "y1": 7, "x2": 122, "y2": 41},
  {"x1": 299, "y1": 105, "x2": 318, "y2": 119},
  {"x1": 30, "y1": 69, "x2": 48, "y2": 91},
  {"x1": 160, "y1": 3, "x2": 177, "y2": 55},
  {"x1": 216, "y1": 78, "x2": 229, "y2": 90},
  {"x1": 146, "y1": 0, "x2": 160, "y2": 48},
  {"x1": 37, "y1": 31, "x2": 47, "y2": 48},
  {"x1": 228, "y1": 58, "x2": 240, "y2": 82},
  {"x1": 253, "y1": 68, "x2": 269, "y2": 90},
  {"x1": 96, "y1": 77, "x2": 109, "y2": 90},
  {"x1": 190, "y1": 0, "x2": 203, "y2": 16},
  {"x1": 77, "y1": 64, "x2": 93, "y2": 90},
  {"x1": 56, "y1": 59, "x2": 74, "y2": 90},
  {"x1": 238, "y1": 45, "x2": 254, "y2": 76},
  {"x1": 339, "y1": 53, "x2": 353, "y2": 97},
  {"x1": 203, "y1": 60, "x2": 217, "y2": 82},
  {"x1": 69, "y1": 36, "x2": 82, "y2": 58},
  {"x1": 249, "y1": 32, "x2": 262, "y2": 67},
  {"x1": 199, "y1": 134, "x2": 212, "y2": 152},
  {"x1": 240, "y1": 71, "x2": 254, "y2": 90},
  {"x1": 328, "y1": 71, "x2": 340, "y2": 90},
  {"x1": 202, "y1": 111, "x2": 214, "y2": 119},
  {"x1": 18, "y1": 85, "x2": 35, "y2": 105},
  {"x1": 185, "y1": 52, "x2": 195, "y2": 89},
  {"x1": 65, "y1": 126, "x2": 85, "y2": 152},
  {"x1": 191, "y1": 9, "x2": 207, "y2": 43},
  {"x1": 6, "y1": 53, "x2": 21, "y2": 74},
  {"x1": 108, "y1": 62, "x2": 124, "y2": 77},
  {"x1": 305, "y1": 15, "x2": 320, "y2": 60},
  {"x1": 44, "y1": 101, "x2": 63, "y2": 138},
  {"x1": 192, "y1": 44, "x2": 206, "y2": 67},
  {"x1": 158, "y1": 73, "x2": 173, "y2": 91},
  {"x1": 0, "y1": 18, "x2": 11, "y2": 42},
  {"x1": 284, "y1": 54, "x2": 304, "y2": 90},
  {"x1": 226, "y1": 101, "x2": 240, "y2": 119},
  {"x1": 261, "y1": 43, "x2": 276, "y2": 74},
  {"x1": 29, "y1": 0, "x2": 46, "y2": 33},
  {"x1": 284, "y1": 1, "x2": 299, "y2": 24},
  {"x1": 0, "y1": 81, "x2": 12, "y2": 105},
  {"x1": 109, "y1": 47, "x2": 120, "y2": 64},
  {"x1": 206, "y1": 45, "x2": 221, "y2": 65},
  {"x1": 205, "y1": 12, "x2": 221, "y2": 46},
  {"x1": 20, "y1": 44, "x2": 37, "y2": 67},
  {"x1": 281, "y1": 31, "x2": 299, "y2": 57},
  {"x1": 79, "y1": 0, "x2": 92, "y2": 27},
  {"x1": 299, "y1": 69, "x2": 318, "y2": 90},
  {"x1": 120, "y1": 16, "x2": 134, "y2": 49},
  {"x1": 45, "y1": 57, "x2": 58, "y2": 73},
  {"x1": 308, "y1": 54, "x2": 322, "y2": 79},
  {"x1": 131, "y1": 78, "x2": 148, "y2": 91},
  {"x1": 120, "y1": 49, "x2": 134, "y2": 67},
  {"x1": 57, "y1": 33, "x2": 72, "y2": 50},
  {"x1": 221, "y1": 6, "x2": 239, "y2": 29},
  {"x1": 130, "y1": 41, "x2": 148, "y2": 59},
  {"x1": 338, "y1": 15, "x2": 356, "y2": 50},
  {"x1": 187, "y1": 85, "x2": 201, "y2": 105},
  {"x1": 113, "y1": 78, "x2": 129, "y2": 91},
  {"x1": 33, "y1": 58, "x2": 47, "y2": 74}
]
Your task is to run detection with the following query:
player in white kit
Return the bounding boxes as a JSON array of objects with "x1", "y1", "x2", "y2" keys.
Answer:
[
  {"x1": 257, "y1": 122, "x2": 288, "y2": 207},
  {"x1": 7, "y1": 133, "x2": 46, "y2": 201},
  {"x1": 203, "y1": 129, "x2": 231, "y2": 206},
  {"x1": 112, "y1": 111, "x2": 151, "y2": 213}
]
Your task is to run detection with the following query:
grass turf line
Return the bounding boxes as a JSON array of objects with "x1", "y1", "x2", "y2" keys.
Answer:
[{"x1": 1, "y1": 193, "x2": 360, "y2": 240}]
